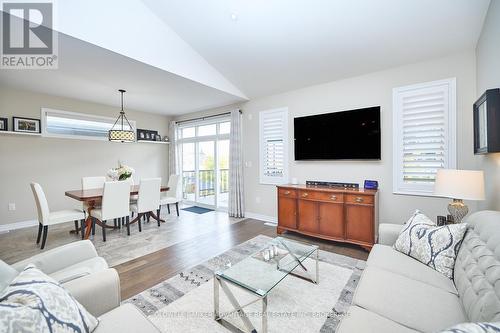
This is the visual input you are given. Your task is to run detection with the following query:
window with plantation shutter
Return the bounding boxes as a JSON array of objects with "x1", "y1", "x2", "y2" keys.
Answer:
[
  {"x1": 393, "y1": 78, "x2": 457, "y2": 195},
  {"x1": 259, "y1": 108, "x2": 289, "y2": 185}
]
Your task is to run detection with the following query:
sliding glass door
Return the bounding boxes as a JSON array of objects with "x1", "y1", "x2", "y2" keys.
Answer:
[{"x1": 178, "y1": 119, "x2": 230, "y2": 209}]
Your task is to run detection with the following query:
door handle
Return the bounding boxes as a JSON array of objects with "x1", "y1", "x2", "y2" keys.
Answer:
[
  {"x1": 330, "y1": 195, "x2": 337, "y2": 201},
  {"x1": 302, "y1": 193, "x2": 309, "y2": 198},
  {"x1": 284, "y1": 190, "x2": 291, "y2": 195},
  {"x1": 355, "y1": 197, "x2": 364, "y2": 203}
]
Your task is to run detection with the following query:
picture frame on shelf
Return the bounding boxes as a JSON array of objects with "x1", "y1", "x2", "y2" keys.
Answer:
[
  {"x1": 136, "y1": 129, "x2": 158, "y2": 141},
  {"x1": 0, "y1": 118, "x2": 7, "y2": 131},
  {"x1": 13, "y1": 117, "x2": 40, "y2": 133}
]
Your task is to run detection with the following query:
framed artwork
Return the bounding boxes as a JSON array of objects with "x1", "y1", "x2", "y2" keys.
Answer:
[
  {"x1": 136, "y1": 129, "x2": 158, "y2": 141},
  {"x1": 13, "y1": 117, "x2": 40, "y2": 133},
  {"x1": 0, "y1": 118, "x2": 7, "y2": 131}
]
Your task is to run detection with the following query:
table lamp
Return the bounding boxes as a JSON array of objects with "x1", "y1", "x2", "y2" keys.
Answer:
[{"x1": 433, "y1": 169, "x2": 485, "y2": 223}]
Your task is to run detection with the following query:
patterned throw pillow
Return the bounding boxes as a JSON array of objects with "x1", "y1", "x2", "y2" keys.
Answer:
[
  {"x1": 394, "y1": 210, "x2": 468, "y2": 279},
  {"x1": 0, "y1": 264, "x2": 98, "y2": 333},
  {"x1": 439, "y1": 322, "x2": 500, "y2": 332}
]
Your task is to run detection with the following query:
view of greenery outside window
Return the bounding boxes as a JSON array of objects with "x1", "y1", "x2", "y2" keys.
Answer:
[{"x1": 178, "y1": 120, "x2": 230, "y2": 208}]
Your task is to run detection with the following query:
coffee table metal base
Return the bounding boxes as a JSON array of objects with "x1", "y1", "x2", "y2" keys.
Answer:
[
  {"x1": 214, "y1": 276, "x2": 267, "y2": 333},
  {"x1": 213, "y1": 248, "x2": 319, "y2": 333}
]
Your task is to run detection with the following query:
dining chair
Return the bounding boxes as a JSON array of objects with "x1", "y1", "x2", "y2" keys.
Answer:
[
  {"x1": 81, "y1": 176, "x2": 106, "y2": 238},
  {"x1": 160, "y1": 175, "x2": 182, "y2": 216},
  {"x1": 89, "y1": 181, "x2": 130, "y2": 242},
  {"x1": 129, "y1": 178, "x2": 162, "y2": 233},
  {"x1": 30, "y1": 182, "x2": 86, "y2": 250}
]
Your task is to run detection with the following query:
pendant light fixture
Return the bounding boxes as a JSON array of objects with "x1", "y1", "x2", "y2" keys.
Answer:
[{"x1": 109, "y1": 89, "x2": 135, "y2": 142}]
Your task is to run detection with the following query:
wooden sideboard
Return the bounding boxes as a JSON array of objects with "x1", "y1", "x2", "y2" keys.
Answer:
[{"x1": 276, "y1": 185, "x2": 378, "y2": 251}]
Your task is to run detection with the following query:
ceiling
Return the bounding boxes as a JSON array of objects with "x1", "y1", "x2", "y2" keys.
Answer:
[
  {"x1": 0, "y1": 33, "x2": 245, "y2": 115},
  {"x1": 0, "y1": 0, "x2": 491, "y2": 115},
  {"x1": 144, "y1": 0, "x2": 490, "y2": 98}
]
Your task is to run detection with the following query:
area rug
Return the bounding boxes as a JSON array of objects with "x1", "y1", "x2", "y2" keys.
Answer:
[
  {"x1": 126, "y1": 235, "x2": 365, "y2": 332},
  {"x1": 0, "y1": 210, "x2": 244, "y2": 267},
  {"x1": 182, "y1": 206, "x2": 214, "y2": 214}
]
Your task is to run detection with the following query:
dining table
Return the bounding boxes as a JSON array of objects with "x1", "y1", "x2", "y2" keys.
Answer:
[{"x1": 65, "y1": 184, "x2": 169, "y2": 239}]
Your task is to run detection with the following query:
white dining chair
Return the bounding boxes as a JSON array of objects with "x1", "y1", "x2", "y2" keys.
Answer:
[
  {"x1": 81, "y1": 176, "x2": 106, "y2": 238},
  {"x1": 89, "y1": 181, "x2": 130, "y2": 242},
  {"x1": 160, "y1": 175, "x2": 182, "y2": 216},
  {"x1": 30, "y1": 182, "x2": 86, "y2": 250},
  {"x1": 129, "y1": 178, "x2": 162, "y2": 233}
]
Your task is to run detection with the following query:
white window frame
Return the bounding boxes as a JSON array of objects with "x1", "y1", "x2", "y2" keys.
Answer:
[
  {"x1": 259, "y1": 107, "x2": 289, "y2": 185},
  {"x1": 41, "y1": 108, "x2": 136, "y2": 141},
  {"x1": 176, "y1": 116, "x2": 231, "y2": 209},
  {"x1": 392, "y1": 78, "x2": 457, "y2": 196}
]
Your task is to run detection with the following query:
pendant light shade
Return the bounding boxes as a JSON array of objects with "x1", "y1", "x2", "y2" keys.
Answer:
[{"x1": 109, "y1": 89, "x2": 135, "y2": 142}]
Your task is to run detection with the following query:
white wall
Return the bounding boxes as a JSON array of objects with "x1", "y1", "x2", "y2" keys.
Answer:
[
  {"x1": 240, "y1": 52, "x2": 477, "y2": 224},
  {"x1": 475, "y1": 1, "x2": 500, "y2": 210},
  {"x1": 0, "y1": 87, "x2": 170, "y2": 226}
]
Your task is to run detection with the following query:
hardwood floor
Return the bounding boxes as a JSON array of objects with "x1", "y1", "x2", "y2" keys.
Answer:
[{"x1": 115, "y1": 218, "x2": 368, "y2": 299}]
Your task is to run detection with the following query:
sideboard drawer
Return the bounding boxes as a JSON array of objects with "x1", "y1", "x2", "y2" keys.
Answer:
[
  {"x1": 278, "y1": 188, "x2": 297, "y2": 198},
  {"x1": 298, "y1": 190, "x2": 343, "y2": 203},
  {"x1": 345, "y1": 194, "x2": 374, "y2": 205}
]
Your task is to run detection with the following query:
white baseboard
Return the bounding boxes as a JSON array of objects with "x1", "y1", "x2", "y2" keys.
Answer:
[
  {"x1": 0, "y1": 219, "x2": 38, "y2": 233},
  {"x1": 244, "y1": 211, "x2": 277, "y2": 224}
]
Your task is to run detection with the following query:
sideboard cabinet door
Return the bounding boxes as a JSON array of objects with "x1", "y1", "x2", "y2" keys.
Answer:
[
  {"x1": 278, "y1": 196, "x2": 297, "y2": 229},
  {"x1": 318, "y1": 202, "x2": 344, "y2": 239},
  {"x1": 298, "y1": 199, "x2": 318, "y2": 234},
  {"x1": 345, "y1": 204, "x2": 374, "y2": 244}
]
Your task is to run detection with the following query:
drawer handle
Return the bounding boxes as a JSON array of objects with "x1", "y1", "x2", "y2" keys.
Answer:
[
  {"x1": 330, "y1": 195, "x2": 337, "y2": 201},
  {"x1": 302, "y1": 193, "x2": 309, "y2": 197},
  {"x1": 355, "y1": 197, "x2": 364, "y2": 203},
  {"x1": 284, "y1": 190, "x2": 291, "y2": 195}
]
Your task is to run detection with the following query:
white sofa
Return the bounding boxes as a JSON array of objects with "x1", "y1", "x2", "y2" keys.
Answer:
[
  {"x1": 0, "y1": 240, "x2": 159, "y2": 333},
  {"x1": 337, "y1": 210, "x2": 500, "y2": 333}
]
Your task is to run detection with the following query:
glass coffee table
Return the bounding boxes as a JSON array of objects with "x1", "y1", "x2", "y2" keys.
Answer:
[{"x1": 214, "y1": 237, "x2": 319, "y2": 333}]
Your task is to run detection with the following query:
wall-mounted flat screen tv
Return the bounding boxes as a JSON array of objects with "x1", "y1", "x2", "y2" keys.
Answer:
[{"x1": 294, "y1": 106, "x2": 381, "y2": 160}]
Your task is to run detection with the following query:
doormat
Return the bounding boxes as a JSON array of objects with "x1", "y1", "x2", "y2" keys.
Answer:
[{"x1": 181, "y1": 206, "x2": 214, "y2": 214}]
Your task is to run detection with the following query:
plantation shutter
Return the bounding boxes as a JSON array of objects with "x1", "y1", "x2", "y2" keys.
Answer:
[
  {"x1": 393, "y1": 78, "x2": 456, "y2": 194},
  {"x1": 259, "y1": 108, "x2": 289, "y2": 184}
]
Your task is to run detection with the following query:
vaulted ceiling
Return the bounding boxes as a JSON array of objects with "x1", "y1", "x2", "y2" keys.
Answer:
[{"x1": 0, "y1": 0, "x2": 491, "y2": 115}]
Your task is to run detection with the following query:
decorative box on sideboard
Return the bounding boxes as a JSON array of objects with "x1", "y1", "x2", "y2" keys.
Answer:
[{"x1": 276, "y1": 184, "x2": 378, "y2": 251}]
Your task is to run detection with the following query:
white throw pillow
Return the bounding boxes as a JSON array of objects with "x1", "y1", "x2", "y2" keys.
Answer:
[
  {"x1": 439, "y1": 322, "x2": 500, "y2": 332},
  {"x1": 0, "y1": 264, "x2": 98, "y2": 333},
  {"x1": 394, "y1": 210, "x2": 468, "y2": 279}
]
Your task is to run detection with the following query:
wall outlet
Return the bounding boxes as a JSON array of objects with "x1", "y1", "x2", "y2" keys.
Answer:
[
  {"x1": 8, "y1": 203, "x2": 15, "y2": 211},
  {"x1": 255, "y1": 197, "x2": 261, "y2": 204}
]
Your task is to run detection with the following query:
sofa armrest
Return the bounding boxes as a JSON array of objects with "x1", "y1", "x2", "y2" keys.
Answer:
[
  {"x1": 63, "y1": 268, "x2": 121, "y2": 317},
  {"x1": 378, "y1": 224, "x2": 404, "y2": 246},
  {"x1": 12, "y1": 240, "x2": 98, "y2": 274}
]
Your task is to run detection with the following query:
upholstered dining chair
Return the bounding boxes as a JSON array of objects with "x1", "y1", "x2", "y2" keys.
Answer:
[
  {"x1": 160, "y1": 175, "x2": 182, "y2": 216},
  {"x1": 30, "y1": 182, "x2": 86, "y2": 250},
  {"x1": 129, "y1": 178, "x2": 162, "y2": 233},
  {"x1": 81, "y1": 176, "x2": 106, "y2": 237},
  {"x1": 89, "y1": 181, "x2": 130, "y2": 242}
]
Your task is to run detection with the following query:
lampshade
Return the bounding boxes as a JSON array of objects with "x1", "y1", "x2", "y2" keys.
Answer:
[
  {"x1": 434, "y1": 169, "x2": 485, "y2": 200},
  {"x1": 109, "y1": 89, "x2": 135, "y2": 143}
]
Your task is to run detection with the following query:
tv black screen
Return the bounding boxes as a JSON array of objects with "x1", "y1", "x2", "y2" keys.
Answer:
[{"x1": 294, "y1": 107, "x2": 381, "y2": 160}]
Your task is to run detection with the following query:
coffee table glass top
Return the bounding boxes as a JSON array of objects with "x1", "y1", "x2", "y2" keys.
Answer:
[{"x1": 215, "y1": 237, "x2": 318, "y2": 296}]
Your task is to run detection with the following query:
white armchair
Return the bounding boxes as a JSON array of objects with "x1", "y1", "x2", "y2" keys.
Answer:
[{"x1": 0, "y1": 240, "x2": 159, "y2": 332}]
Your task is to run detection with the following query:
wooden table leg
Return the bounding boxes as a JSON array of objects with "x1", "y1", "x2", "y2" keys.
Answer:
[
  {"x1": 149, "y1": 211, "x2": 165, "y2": 223},
  {"x1": 84, "y1": 200, "x2": 95, "y2": 240}
]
